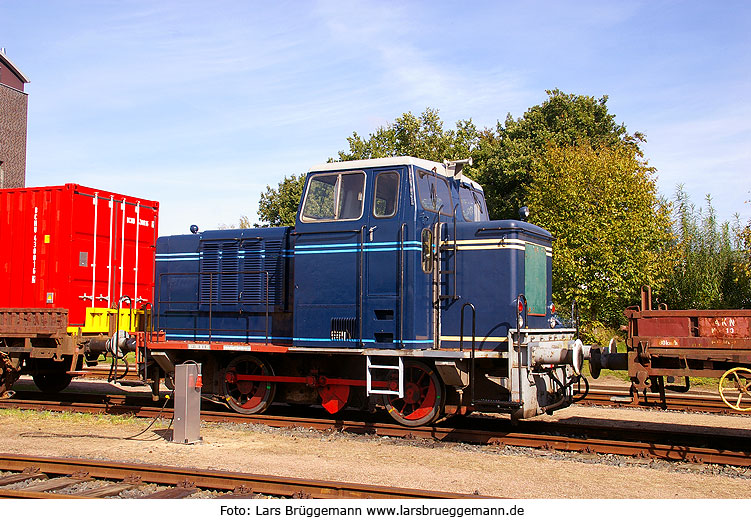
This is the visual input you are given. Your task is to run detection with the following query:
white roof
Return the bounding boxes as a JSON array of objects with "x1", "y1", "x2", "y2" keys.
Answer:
[{"x1": 307, "y1": 156, "x2": 484, "y2": 192}]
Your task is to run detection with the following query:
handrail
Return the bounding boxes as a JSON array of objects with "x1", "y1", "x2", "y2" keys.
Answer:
[
  {"x1": 108, "y1": 295, "x2": 133, "y2": 384},
  {"x1": 515, "y1": 293, "x2": 528, "y2": 404},
  {"x1": 451, "y1": 203, "x2": 460, "y2": 300},
  {"x1": 156, "y1": 270, "x2": 272, "y2": 345},
  {"x1": 138, "y1": 301, "x2": 153, "y2": 383},
  {"x1": 291, "y1": 228, "x2": 362, "y2": 236},
  {"x1": 399, "y1": 222, "x2": 408, "y2": 348},
  {"x1": 359, "y1": 225, "x2": 366, "y2": 347},
  {"x1": 460, "y1": 302, "x2": 476, "y2": 405},
  {"x1": 199, "y1": 236, "x2": 263, "y2": 242},
  {"x1": 476, "y1": 225, "x2": 555, "y2": 242}
]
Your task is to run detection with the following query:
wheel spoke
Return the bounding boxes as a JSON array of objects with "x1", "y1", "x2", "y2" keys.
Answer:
[
  {"x1": 224, "y1": 355, "x2": 275, "y2": 415},
  {"x1": 382, "y1": 361, "x2": 443, "y2": 427}
]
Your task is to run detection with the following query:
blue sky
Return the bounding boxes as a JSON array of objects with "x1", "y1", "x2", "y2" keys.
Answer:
[{"x1": 2, "y1": 0, "x2": 749, "y2": 235}]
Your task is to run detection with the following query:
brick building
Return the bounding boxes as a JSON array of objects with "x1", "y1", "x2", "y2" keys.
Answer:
[{"x1": 0, "y1": 48, "x2": 29, "y2": 189}]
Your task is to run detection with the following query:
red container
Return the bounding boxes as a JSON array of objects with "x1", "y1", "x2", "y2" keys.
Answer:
[{"x1": 0, "y1": 184, "x2": 159, "y2": 328}]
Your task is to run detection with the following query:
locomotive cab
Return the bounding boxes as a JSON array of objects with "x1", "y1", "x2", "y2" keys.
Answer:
[{"x1": 292, "y1": 157, "x2": 583, "y2": 421}]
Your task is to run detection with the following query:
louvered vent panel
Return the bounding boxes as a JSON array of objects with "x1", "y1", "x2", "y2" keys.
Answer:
[
  {"x1": 220, "y1": 241, "x2": 240, "y2": 304},
  {"x1": 264, "y1": 240, "x2": 284, "y2": 305},
  {"x1": 200, "y1": 243, "x2": 220, "y2": 304},
  {"x1": 242, "y1": 240, "x2": 264, "y2": 303},
  {"x1": 331, "y1": 318, "x2": 357, "y2": 341}
]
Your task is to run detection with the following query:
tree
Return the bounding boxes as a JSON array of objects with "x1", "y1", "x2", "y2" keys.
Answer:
[
  {"x1": 256, "y1": 174, "x2": 306, "y2": 227},
  {"x1": 218, "y1": 216, "x2": 253, "y2": 230},
  {"x1": 526, "y1": 141, "x2": 672, "y2": 329},
  {"x1": 337, "y1": 108, "x2": 479, "y2": 162},
  {"x1": 661, "y1": 189, "x2": 751, "y2": 309},
  {"x1": 469, "y1": 89, "x2": 640, "y2": 220}
]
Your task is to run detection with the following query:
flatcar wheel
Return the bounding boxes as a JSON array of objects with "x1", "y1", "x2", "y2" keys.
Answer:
[
  {"x1": 719, "y1": 367, "x2": 751, "y2": 411},
  {"x1": 32, "y1": 361, "x2": 73, "y2": 393},
  {"x1": 382, "y1": 360, "x2": 444, "y2": 427},
  {"x1": 223, "y1": 355, "x2": 276, "y2": 414}
]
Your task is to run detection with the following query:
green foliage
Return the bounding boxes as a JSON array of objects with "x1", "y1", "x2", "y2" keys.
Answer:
[
  {"x1": 249, "y1": 93, "x2": 751, "y2": 329},
  {"x1": 218, "y1": 216, "x2": 253, "y2": 230},
  {"x1": 256, "y1": 174, "x2": 306, "y2": 227},
  {"x1": 469, "y1": 89, "x2": 640, "y2": 220},
  {"x1": 337, "y1": 108, "x2": 479, "y2": 162},
  {"x1": 659, "y1": 188, "x2": 751, "y2": 309},
  {"x1": 525, "y1": 141, "x2": 672, "y2": 328}
]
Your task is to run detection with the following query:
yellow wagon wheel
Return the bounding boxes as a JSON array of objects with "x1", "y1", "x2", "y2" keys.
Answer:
[{"x1": 718, "y1": 367, "x2": 751, "y2": 411}]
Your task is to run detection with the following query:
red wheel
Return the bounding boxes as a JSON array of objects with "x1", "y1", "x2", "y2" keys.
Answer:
[
  {"x1": 223, "y1": 355, "x2": 275, "y2": 414},
  {"x1": 382, "y1": 360, "x2": 444, "y2": 427},
  {"x1": 318, "y1": 384, "x2": 350, "y2": 415}
]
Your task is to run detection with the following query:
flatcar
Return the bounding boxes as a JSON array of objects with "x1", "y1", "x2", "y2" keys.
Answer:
[{"x1": 1, "y1": 157, "x2": 585, "y2": 425}]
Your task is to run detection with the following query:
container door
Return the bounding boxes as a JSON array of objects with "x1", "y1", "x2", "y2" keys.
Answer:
[{"x1": 114, "y1": 198, "x2": 158, "y2": 310}]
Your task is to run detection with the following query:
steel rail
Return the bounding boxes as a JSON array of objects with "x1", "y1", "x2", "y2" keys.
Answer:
[
  {"x1": 1, "y1": 396, "x2": 750, "y2": 468},
  {"x1": 581, "y1": 385, "x2": 751, "y2": 415},
  {"x1": 0, "y1": 453, "x2": 483, "y2": 499}
]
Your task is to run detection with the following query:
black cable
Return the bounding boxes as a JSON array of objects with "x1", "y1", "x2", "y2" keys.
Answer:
[{"x1": 125, "y1": 391, "x2": 174, "y2": 440}]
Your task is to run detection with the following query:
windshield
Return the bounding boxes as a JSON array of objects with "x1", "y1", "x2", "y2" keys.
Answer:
[
  {"x1": 415, "y1": 170, "x2": 453, "y2": 215},
  {"x1": 459, "y1": 185, "x2": 489, "y2": 222},
  {"x1": 301, "y1": 172, "x2": 365, "y2": 221}
]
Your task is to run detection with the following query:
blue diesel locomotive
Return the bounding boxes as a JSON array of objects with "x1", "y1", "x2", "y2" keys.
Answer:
[{"x1": 149, "y1": 157, "x2": 584, "y2": 425}]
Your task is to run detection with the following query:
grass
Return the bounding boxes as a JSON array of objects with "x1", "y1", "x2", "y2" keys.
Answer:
[{"x1": 0, "y1": 407, "x2": 170, "y2": 427}]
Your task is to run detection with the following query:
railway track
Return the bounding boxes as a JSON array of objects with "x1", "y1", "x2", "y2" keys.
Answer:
[
  {"x1": 2, "y1": 391, "x2": 750, "y2": 468},
  {"x1": 580, "y1": 385, "x2": 748, "y2": 415},
  {"x1": 76, "y1": 368, "x2": 743, "y2": 415},
  {"x1": 0, "y1": 453, "x2": 480, "y2": 499}
]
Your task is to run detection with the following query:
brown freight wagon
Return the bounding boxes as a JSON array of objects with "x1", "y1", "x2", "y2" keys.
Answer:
[{"x1": 590, "y1": 286, "x2": 751, "y2": 411}]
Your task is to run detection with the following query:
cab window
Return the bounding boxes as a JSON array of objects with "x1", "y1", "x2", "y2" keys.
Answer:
[
  {"x1": 301, "y1": 172, "x2": 365, "y2": 221},
  {"x1": 415, "y1": 170, "x2": 453, "y2": 216},
  {"x1": 459, "y1": 185, "x2": 489, "y2": 222},
  {"x1": 373, "y1": 171, "x2": 399, "y2": 218}
]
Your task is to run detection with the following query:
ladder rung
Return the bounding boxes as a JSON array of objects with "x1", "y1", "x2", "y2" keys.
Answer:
[{"x1": 367, "y1": 356, "x2": 404, "y2": 397}]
